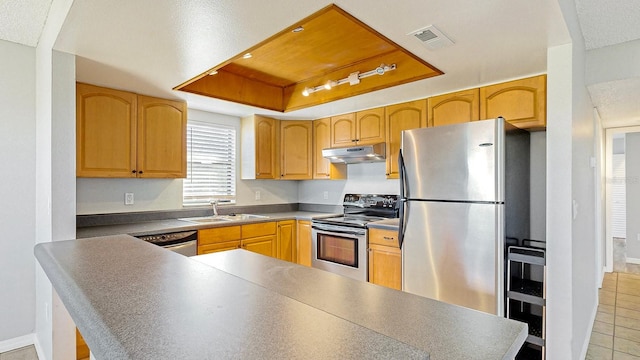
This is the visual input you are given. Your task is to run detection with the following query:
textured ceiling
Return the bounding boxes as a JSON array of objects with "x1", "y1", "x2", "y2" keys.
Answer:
[
  {"x1": 575, "y1": 0, "x2": 640, "y2": 50},
  {"x1": 0, "y1": 0, "x2": 52, "y2": 47},
  {"x1": 53, "y1": 0, "x2": 570, "y2": 120},
  {"x1": 2, "y1": 0, "x2": 639, "y2": 127}
]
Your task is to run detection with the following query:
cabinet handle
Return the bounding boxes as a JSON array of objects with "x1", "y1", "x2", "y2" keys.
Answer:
[
  {"x1": 383, "y1": 236, "x2": 395, "y2": 240},
  {"x1": 138, "y1": 171, "x2": 143, "y2": 174},
  {"x1": 351, "y1": 139, "x2": 357, "y2": 142},
  {"x1": 132, "y1": 170, "x2": 137, "y2": 173}
]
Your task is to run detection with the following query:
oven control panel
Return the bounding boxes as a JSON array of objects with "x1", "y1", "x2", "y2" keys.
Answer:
[{"x1": 343, "y1": 194, "x2": 398, "y2": 209}]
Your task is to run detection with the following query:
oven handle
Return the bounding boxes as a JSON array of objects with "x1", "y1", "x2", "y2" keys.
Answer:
[{"x1": 311, "y1": 224, "x2": 366, "y2": 236}]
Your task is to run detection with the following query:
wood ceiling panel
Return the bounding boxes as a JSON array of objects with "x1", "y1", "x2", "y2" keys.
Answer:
[{"x1": 175, "y1": 4, "x2": 443, "y2": 113}]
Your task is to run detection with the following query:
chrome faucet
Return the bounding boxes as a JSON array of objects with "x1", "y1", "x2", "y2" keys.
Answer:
[
  {"x1": 210, "y1": 200, "x2": 220, "y2": 216},
  {"x1": 210, "y1": 199, "x2": 231, "y2": 216}
]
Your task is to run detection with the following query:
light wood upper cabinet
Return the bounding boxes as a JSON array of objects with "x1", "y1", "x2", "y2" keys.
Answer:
[
  {"x1": 385, "y1": 100, "x2": 427, "y2": 179},
  {"x1": 479, "y1": 75, "x2": 547, "y2": 130},
  {"x1": 277, "y1": 220, "x2": 296, "y2": 262},
  {"x1": 241, "y1": 115, "x2": 280, "y2": 179},
  {"x1": 313, "y1": 118, "x2": 347, "y2": 180},
  {"x1": 427, "y1": 88, "x2": 479, "y2": 127},
  {"x1": 76, "y1": 83, "x2": 187, "y2": 178},
  {"x1": 76, "y1": 83, "x2": 137, "y2": 177},
  {"x1": 330, "y1": 108, "x2": 385, "y2": 147},
  {"x1": 296, "y1": 220, "x2": 312, "y2": 267},
  {"x1": 136, "y1": 95, "x2": 187, "y2": 178},
  {"x1": 330, "y1": 113, "x2": 356, "y2": 147},
  {"x1": 355, "y1": 107, "x2": 386, "y2": 145},
  {"x1": 280, "y1": 121, "x2": 312, "y2": 180},
  {"x1": 368, "y1": 228, "x2": 401, "y2": 290},
  {"x1": 255, "y1": 115, "x2": 279, "y2": 179}
]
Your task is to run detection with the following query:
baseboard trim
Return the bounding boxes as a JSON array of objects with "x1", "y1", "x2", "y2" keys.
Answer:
[
  {"x1": 33, "y1": 333, "x2": 47, "y2": 360},
  {"x1": 579, "y1": 292, "x2": 600, "y2": 360},
  {"x1": 0, "y1": 333, "x2": 35, "y2": 353},
  {"x1": 627, "y1": 257, "x2": 640, "y2": 265}
]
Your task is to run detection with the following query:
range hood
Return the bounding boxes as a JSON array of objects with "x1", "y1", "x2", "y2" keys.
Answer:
[{"x1": 322, "y1": 143, "x2": 386, "y2": 164}]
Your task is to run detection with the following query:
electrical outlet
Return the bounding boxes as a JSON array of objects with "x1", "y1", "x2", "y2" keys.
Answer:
[
  {"x1": 323, "y1": 191, "x2": 329, "y2": 200},
  {"x1": 255, "y1": 191, "x2": 261, "y2": 201},
  {"x1": 125, "y1": 193, "x2": 134, "y2": 205}
]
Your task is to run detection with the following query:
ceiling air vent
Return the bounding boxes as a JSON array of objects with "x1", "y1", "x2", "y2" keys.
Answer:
[{"x1": 409, "y1": 25, "x2": 454, "y2": 50}]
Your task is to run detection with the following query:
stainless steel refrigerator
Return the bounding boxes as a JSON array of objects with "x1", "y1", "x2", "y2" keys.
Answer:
[{"x1": 398, "y1": 117, "x2": 530, "y2": 315}]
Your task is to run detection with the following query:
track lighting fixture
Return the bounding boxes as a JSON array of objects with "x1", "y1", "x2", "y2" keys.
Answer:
[{"x1": 300, "y1": 64, "x2": 396, "y2": 96}]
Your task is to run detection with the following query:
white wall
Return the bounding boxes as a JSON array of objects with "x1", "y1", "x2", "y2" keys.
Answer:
[
  {"x1": 0, "y1": 40, "x2": 37, "y2": 344},
  {"x1": 546, "y1": 42, "x2": 575, "y2": 359},
  {"x1": 298, "y1": 162, "x2": 398, "y2": 204},
  {"x1": 547, "y1": 0, "x2": 599, "y2": 356},
  {"x1": 76, "y1": 108, "x2": 298, "y2": 214},
  {"x1": 626, "y1": 132, "x2": 640, "y2": 260}
]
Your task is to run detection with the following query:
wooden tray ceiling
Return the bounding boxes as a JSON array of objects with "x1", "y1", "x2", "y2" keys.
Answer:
[{"x1": 174, "y1": 4, "x2": 443, "y2": 113}]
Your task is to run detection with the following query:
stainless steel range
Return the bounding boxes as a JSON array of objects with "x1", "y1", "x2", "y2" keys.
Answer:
[{"x1": 311, "y1": 194, "x2": 399, "y2": 281}]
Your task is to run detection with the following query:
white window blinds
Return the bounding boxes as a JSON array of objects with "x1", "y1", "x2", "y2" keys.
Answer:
[{"x1": 183, "y1": 121, "x2": 236, "y2": 206}]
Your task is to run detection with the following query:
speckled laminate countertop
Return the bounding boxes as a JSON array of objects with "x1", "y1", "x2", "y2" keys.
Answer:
[
  {"x1": 36, "y1": 236, "x2": 429, "y2": 359},
  {"x1": 367, "y1": 217, "x2": 399, "y2": 230},
  {"x1": 76, "y1": 211, "x2": 337, "y2": 238},
  {"x1": 35, "y1": 236, "x2": 527, "y2": 360}
]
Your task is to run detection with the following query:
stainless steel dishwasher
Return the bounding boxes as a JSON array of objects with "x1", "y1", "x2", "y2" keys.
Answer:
[{"x1": 135, "y1": 230, "x2": 198, "y2": 256}]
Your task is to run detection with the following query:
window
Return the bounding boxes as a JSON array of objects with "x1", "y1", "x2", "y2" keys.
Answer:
[{"x1": 183, "y1": 121, "x2": 236, "y2": 206}]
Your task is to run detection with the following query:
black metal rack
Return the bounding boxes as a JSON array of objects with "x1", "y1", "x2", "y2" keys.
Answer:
[{"x1": 507, "y1": 243, "x2": 546, "y2": 359}]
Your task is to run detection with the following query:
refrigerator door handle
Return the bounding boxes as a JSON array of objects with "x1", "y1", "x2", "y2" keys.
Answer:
[{"x1": 398, "y1": 149, "x2": 407, "y2": 249}]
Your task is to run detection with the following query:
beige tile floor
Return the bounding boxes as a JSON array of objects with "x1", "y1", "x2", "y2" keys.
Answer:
[
  {"x1": 0, "y1": 345, "x2": 38, "y2": 360},
  {"x1": 587, "y1": 272, "x2": 640, "y2": 359}
]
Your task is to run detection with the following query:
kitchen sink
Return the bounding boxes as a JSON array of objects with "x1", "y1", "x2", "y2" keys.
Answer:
[
  {"x1": 221, "y1": 214, "x2": 269, "y2": 220},
  {"x1": 178, "y1": 216, "x2": 232, "y2": 224},
  {"x1": 178, "y1": 214, "x2": 269, "y2": 224}
]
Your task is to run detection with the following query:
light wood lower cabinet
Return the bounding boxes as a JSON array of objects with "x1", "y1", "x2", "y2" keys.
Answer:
[
  {"x1": 76, "y1": 328, "x2": 89, "y2": 360},
  {"x1": 197, "y1": 222, "x2": 277, "y2": 257},
  {"x1": 368, "y1": 228, "x2": 402, "y2": 290},
  {"x1": 242, "y1": 235, "x2": 276, "y2": 257},
  {"x1": 277, "y1": 220, "x2": 296, "y2": 262},
  {"x1": 296, "y1": 220, "x2": 312, "y2": 267}
]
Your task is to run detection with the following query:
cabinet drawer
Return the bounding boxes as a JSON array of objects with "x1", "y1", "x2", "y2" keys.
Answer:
[
  {"x1": 198, "y1": 241, "x2": 241, "y2": 255},
  {"x1": 198, "y1": 226, "x2": 242, "y2": 245},
  {"x1": 368, "y1": 228, "x2": 399, "y2": 247},
  {"x1": 242, "y1": 222, "x2": 277, "y2": 238}
]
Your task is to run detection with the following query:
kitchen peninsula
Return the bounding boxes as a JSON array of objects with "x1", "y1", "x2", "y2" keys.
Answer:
[{"x1": 35, "y1": 235, "x2": 527, "y2": 359}]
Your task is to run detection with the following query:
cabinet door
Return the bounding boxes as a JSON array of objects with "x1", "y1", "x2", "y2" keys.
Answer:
[
  {"x1": 313, "y1": 118, "x2": 347, "y2": 180},
  {"x1": 480, "y1": 75, "x2": 546, "y2": 130},
  {"x1": 330, "y1": 113, "x2": 356, "y2": 147},
  {"x1": 136, "y1": 95, "x2": 187, "y2": 178},
  {"x1": 428, "y1": 89, "x2": 479, "y2": 127},
  {"x1": 355, "y1": 107, "x2": 385, "y2": 145},
  {"x1": 368, "y1": 244, "x2": 402, "y2": 290},
  {"x1": 198, "y1": 226, "x2": 242, "y2": 245},
  {"x1": 254, "y1": 115, "x2": 279, "y2": 179},
  {"x1": 296, "y1": 220, "x2": 312, "y2": 267},
  {"x1": 198, "y1": 241, "x2": 241, "y2": 255},
  {"x1": 280, "y1": 121, "x2": 312, "y2": 179},
  {"x1": 76, "y1": 83, "x2": 137, "y2": 177},
  {"x1": 385, "y1": 100, "x2": 426, "y2": 179},
  {"x1": 242, "y1": 235, "x2": 277, "y2": 257},
  {"x1": 277, "y1": 220, "x2": 296, "y2": 262}
]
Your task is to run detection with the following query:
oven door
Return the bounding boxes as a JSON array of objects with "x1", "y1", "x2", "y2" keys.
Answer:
[{"x1": 311, "y1": 223, "x2": 367, "y2": 282}]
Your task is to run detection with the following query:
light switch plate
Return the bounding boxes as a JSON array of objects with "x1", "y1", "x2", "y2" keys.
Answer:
[{"x1": 125, "y1": 193, "x2": 134, "y2": 205}]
